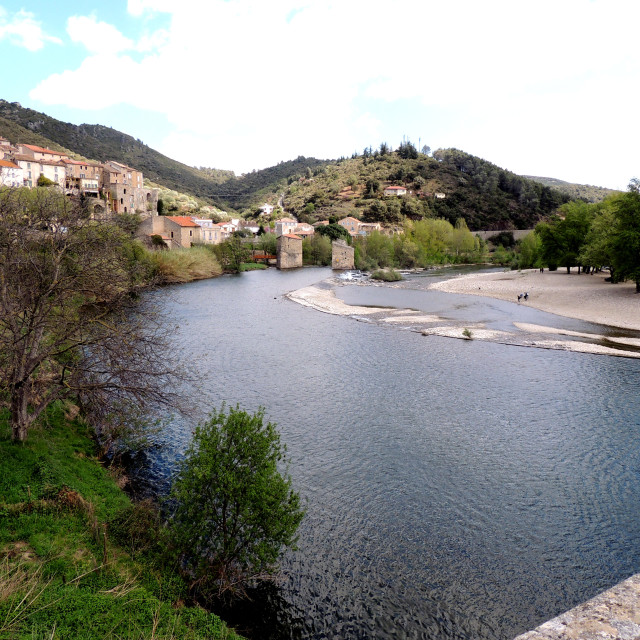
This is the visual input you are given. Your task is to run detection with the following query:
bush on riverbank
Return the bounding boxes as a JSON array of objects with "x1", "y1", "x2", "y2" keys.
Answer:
[
  {"x1": 148, "y1": 246, "x2": 223, "y2": 283},
  {"x1": 371, "y1": 268, "x2": 403, "y2": 282},
  {"x1": 0, "y1": 405, "x2": 241, "y2": 639}
]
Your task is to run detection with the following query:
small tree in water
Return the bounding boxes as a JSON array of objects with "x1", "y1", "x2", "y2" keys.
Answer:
[{"x1": 169, "y1": 405, "x2": 305, "y2": 601}]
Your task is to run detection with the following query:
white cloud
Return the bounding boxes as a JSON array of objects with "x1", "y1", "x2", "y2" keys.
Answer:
[
  {"x1": 27, "y1": 0, "x2": 640, "y2": 185},
  {"x1": 0, "y1": 7, "x2": 62, "y2": 51},
  {"x1": 67, "y1": 15, "x2": 134, "y2": 54},
  {"x1": 30, "y1": 55, "x2": 139, "y2": 110}
]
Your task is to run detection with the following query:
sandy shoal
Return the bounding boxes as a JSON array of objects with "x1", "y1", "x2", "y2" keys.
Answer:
[{"x1": 429, "y1": 269, "x2": 640, "y2": 331}]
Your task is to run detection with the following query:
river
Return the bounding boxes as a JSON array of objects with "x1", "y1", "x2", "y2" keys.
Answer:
[{"x1": 136, "y1": 266, "x2": 640, "y2": 640}]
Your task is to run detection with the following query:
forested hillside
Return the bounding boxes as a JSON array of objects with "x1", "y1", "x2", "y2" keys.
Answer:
[
  {"x1": 278, "y1": 145, "x2": 569, "y2": 230},
  {"x1": 1, "y1": 100, "x2": 578, "y2": 229},
  {"x1": 524, "y1": 175, "x2": 620, "y2": 203},
  {"x1": 0, "y1": 100, "x2": 227, "y2": 205}
]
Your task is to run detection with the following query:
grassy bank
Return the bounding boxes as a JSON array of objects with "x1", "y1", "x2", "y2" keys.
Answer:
[
  {"x1": 0, "y1": 405, "x2": 241, "y2": 640},
  {"x1": 148, "y1": 246, "x2": 223, "y2": 284}
]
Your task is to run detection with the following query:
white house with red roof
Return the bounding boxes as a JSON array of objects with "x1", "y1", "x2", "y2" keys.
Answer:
[
  {"x1": 383, "y1": 185, "x2": 407, "y2": 196},
  {"x1": 0, "y1": 159, "x2": 23, "y2": 187},
  {"x1": 12, "y1": 154, "x2": 66, "y2": 188},
  {"x1": 17, "y1": 144, "x2": 68, "y2": 163}
]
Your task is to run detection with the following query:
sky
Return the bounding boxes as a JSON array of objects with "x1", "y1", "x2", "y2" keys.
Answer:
[{"x1": 1, "y1": 0, "x2": 638, "y2": 189}]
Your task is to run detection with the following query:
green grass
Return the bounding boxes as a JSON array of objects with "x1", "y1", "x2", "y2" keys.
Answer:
[
  {"x1": 239, "y1": 262, "x2": 267, "y2": 271},
  {"x1": 0, "y1": 405, "x2": 242, "y2": 640},
  {"x1": 148, "y1": 247, "x2": 223, "y2": 283}
]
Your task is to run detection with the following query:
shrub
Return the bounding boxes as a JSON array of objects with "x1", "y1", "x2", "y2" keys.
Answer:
[{"x1": 371, "y1": 268, "x2": 402, "y2": 282}]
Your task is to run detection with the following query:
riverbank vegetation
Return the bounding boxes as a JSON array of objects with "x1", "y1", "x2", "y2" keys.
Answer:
[
  {"x1": 484, "y1": 180, "x2": 640, "y2": 291},
  {"x1": 148, "y1": 245, "x2": 223, "y2": 283},
  {"x1": 353, "y1": 218, "x2": 486, "y2": 271},
  {"x1": 0, "y1": 405, "x2": 241, "y2": 639}
]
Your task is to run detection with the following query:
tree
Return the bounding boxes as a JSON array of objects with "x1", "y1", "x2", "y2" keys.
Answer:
[
  {"x1": 397, "y1": 141, "x2": 418, "y2": 159},
  {"x1": 0, "y1": 187, "x2": 179, "y2": 442},
  {"x1": 168, "y1": 405, "x2": 305, "y2": 600},
  {"x1": 36, "y1": 174, "x2": 55, "y2": 187},
  {"x1": 611, "y1": 180, "x2": 640, "y2": 292},
  {"x1": 315, "y1": 223, "x2": 351, "y2": 243},
  {"x1": 215, "y1": 236, "x2": 251, "y2": 272}
]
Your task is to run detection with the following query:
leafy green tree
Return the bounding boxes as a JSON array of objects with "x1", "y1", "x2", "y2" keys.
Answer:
[
  {"x1": 315, "y1": 223, "x2": 351, "y2": 243},
  {"x1": 36, "y1": 174, "x2": 55, "y2": 187},
  {"x1": 516, "y1": 231, "x2": 542, "y2": 269},
  {"x1": 302, "y1": 234, "x2": 332, "y2": 265},
  {"x1": 365, "y1": 178, "x2": 380, "y2": 197},
  {"x1": 215, "y1": 237, "x2": 252, "y2": 272},
  {"x1": 397, "y1": 141, "x2": 418, "y2": 159},
  {"x1": 611, "y1": 180, "x2": 640, "y2": 291},
  {"x1": 450, "y1": 218, "x2": 476, "y2": 255},
  {"x1": 578, "y1": 204, "x2": 616, "y2": 275},
  {"x1": 169, "y1": 405, "x2": 305, "y2": 600},
  {"x1": 536, "y1": 201, "x2": 594, "y2": 272}
]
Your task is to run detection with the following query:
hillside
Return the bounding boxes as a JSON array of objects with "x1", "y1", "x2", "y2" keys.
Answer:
[
  {"x1": 0, "y1": 100, "x2": 574, "y2": 229},
  {"x1": 0, "y1": 100, "x2": 328, "y2": 213},
  {"x1": 0, "y1": 100, "x2": 228, "y2": 206},
  {"x1": 277, "y1": 146, "x2": 570, "y2": 230},
  {"x1": 524, "y1": 175, "x2": 621, "y2": 203}
]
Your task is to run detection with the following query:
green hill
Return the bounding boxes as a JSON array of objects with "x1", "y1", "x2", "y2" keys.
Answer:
[
  {"x1": 0, "y1": 100, "x2": 575, "y2": 229},
  {"x1": 0, "y1": 100, "x2": 229, "y2": 206},
  {"x1": 524, "y1": 175, "x2": 621, "y2": 203},
  {"x1": 276, "y1": 146, "x2": 570, "y2": 230}
]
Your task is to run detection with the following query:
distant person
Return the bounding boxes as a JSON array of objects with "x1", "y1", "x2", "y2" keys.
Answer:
[
  {"x1": 517, "y1": 294, "x2": 523, "y2": 302},
  {"x1": 540, "y1": 266, "x2": 544, "y2": 273},
  {"x1": 524, "y1": 292, "x2": 529, "y2": 301}
]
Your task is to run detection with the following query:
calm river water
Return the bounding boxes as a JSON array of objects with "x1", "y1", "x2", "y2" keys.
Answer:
[{"x1": 138, "y1": 267, "x2": 640, "y2": 640}]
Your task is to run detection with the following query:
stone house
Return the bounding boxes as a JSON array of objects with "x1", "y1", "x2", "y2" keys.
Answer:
[
  {"x1": 0, "y1": 159, "x2": 23, "y2": 187},
  {"x1": 193, "y1": 218, "x2": 224, "y2": 244},
  {"x1": 338, "y1": 216, "x2": 361, "y2": 236},
  {"x1": 138, "y1": 215, "x2": 201, "y2": 248},
  {"x1": 63, "y1": 158, "x2": 103, "y2": 196},
  {"x1": 101, "y1": 161, "x2": 152, "y2": 214},
  {"x1": 293, "y1": 223, "x2": 314, "y2": 237},
  {"x1": 277, "y1": 233, "x2": 303, "y2": 269},
  {"x1": 259, "y1": 203, "x2": 274, "y2": 216},
  {"x1": 275, "y1": 218, "x2": 298, "y2": 236},
  {"x1": 358, "y1": 222, "x2": 382, "y2": 236}
]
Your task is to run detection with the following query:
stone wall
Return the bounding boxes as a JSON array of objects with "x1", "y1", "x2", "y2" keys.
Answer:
[
  {"x1": 277, "y1": 235, "x2": 303, "y2": 269},
  {"x1": 332, "y1": 240, "x2": 354, "y2": 270},
  {"x1": 513, "y1": 573, "x2": 640, "y2": 640}
]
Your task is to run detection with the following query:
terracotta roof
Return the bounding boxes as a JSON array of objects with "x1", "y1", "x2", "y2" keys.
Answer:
[
  {"x1": 277, "y1": 217, "x2": 296, "y2": 223},
  {"x1": 0, "y1": 159, "x2": 19, "y2": 169},
  {"x1": 283, "y1": 233, "x2": 302, "y2": 240},
  {"x1": 165, "y1": 216, "x2": 200, "y2": 227},
  {"x1": 385, "y1": 185, "x2": 405, "y2": 190},
  {"x1": 22, "y1": 144, "x2": 66, "y2": 156},
  {"x1": 12, "y1": 154, "x2": 66, "y2": 166}
]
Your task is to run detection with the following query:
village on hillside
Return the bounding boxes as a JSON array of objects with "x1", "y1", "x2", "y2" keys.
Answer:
[{"x1": 0, "y1": 135, "x2": 405, "y2": 253}]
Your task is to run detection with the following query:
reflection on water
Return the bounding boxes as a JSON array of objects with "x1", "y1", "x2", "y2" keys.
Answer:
[{"x1": 137, "y1": 267, "x2": 640, "y2": 640}]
